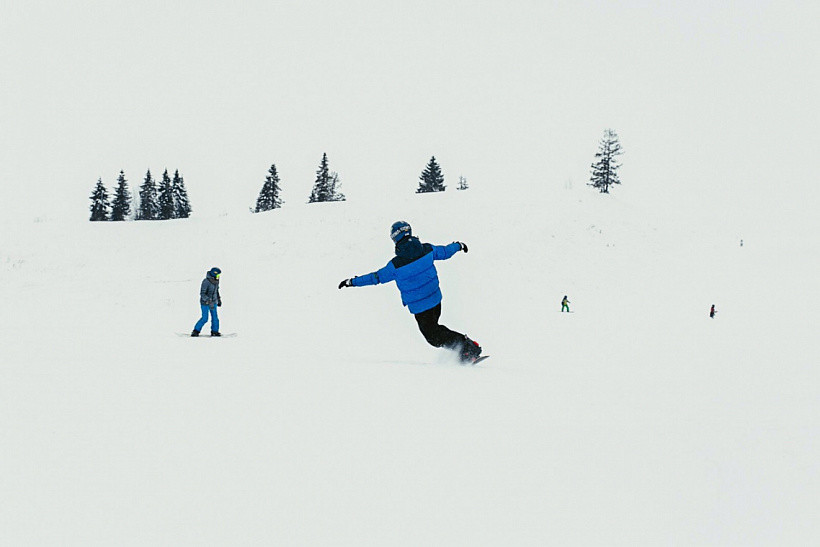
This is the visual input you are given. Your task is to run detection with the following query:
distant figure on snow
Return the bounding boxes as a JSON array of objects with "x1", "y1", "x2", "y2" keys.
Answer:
[
  {"x1": 192, "y1": 267, "x2": 222, "y2": 336},
  {"x1": 710, "y1": 304, "x2": 717, "y2": 319},
  {"x1": 561, "y1": 295, "x2": 571, "y2": 313},
  {"x1": 338, "y1": 221, "x2": 482, "y2": 363}
]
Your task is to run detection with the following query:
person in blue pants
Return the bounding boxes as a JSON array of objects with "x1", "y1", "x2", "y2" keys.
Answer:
[
  {"x1": 192, "y1": 267, "x2": 222, "y2": 336},
  {"x1": 338, "y1": 221, "x2": 482, "y2": 363}
]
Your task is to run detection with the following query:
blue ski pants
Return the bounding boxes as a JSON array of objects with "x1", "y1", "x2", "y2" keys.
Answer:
[{"x1": 194, "y1": 304, "x2": 219, "y2": 332}]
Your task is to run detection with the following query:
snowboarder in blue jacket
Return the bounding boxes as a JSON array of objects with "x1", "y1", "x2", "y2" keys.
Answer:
[
  {"x1": 192, "y1": 267, "x2": 222, "y2": 336},
  {"x1": 338, "y1": 221, "x2": 482, "y2": 363}
]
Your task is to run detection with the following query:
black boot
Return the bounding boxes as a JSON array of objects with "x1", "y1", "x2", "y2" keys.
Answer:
[
  {"x1": 459, "y1": 336, "x2": 482, "y2": 363},
  {"x1": 191, "y1": 329, "x2": 200, "y2": 337},
  {"x1": 210, "y1": 331, "x2": 221, "y2": 337}
]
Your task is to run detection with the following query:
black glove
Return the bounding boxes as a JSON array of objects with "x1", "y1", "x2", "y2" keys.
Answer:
[
  {"x1": 338, "y1": 278, "x2": 353, "y2": 289},
  {"x1": 458, "y1": 242, "x2": 468, "y2": 253},
  {"x1": 217, "y1": 298, "x2": 222, "y2": 307}
]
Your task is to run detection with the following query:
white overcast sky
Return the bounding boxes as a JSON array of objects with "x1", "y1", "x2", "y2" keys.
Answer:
[{"x1": 1, "y1": 0, "x2": 818, "y2": 223}]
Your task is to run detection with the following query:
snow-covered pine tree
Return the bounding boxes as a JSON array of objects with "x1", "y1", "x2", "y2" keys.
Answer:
[
  {"x1": 138, "y1": 169, "x2": 159, "y2": 220},
  {"x1": 89, "y1": 178, "x2": 110, "y2": 221},
  {"x1": 110, "y1": 170, "x2": 132, "y2": 221},
  {"x1": 308, "y1": 153, "x2": 332, "y2": 203},
  {"x1": 329, "y1": 171, "x2": 346, "y2": 202},
  {"x1": 158, "y1": 169, "x2": 175, "y2": 220},
  {"x1": 172, "y1": 170, "x2": 192, "y2": 219},
  {"x1": 255, "y1": 163, "x2": 284, "y2": 213},
  {"x1": 457, "y1": 176, "x2": 469, "y2": 190},
  {"x1": 589, "y1": 129, "x2": 624, "y2": 194},
  {"x1": 417, "y1": 156, "x2": 446, "y2": 193}
]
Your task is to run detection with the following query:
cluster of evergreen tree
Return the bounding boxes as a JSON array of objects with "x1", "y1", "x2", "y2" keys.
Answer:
[
  {"x1": 255, "y1": 154, "x2": 471, "y2": 214},
  {"x1": 137, "y1": 169, "x2": 192, "y2": 220},
  {"x1": 93, "y1": 137, "x2": 624, "y2": 221},
  {"x1": 89, "y1": 169, "x2": 191, "y2": 221},
  {"x1": 254, "y1": 152, "x2": 345, "y2": 213}
]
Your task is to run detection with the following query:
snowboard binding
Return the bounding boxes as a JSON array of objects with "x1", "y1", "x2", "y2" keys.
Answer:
[{"x1": 459, "y1": 336, "x2": 483, "y2": 364}]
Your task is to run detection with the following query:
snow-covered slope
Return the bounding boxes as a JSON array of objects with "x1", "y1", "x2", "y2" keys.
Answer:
[{"x1": 2, "y1": 186, "x2": 817, "y2": 545}]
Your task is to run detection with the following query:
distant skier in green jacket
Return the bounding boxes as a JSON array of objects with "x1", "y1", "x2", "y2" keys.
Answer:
[{"x1": 561, "y1": 295, "x2": 570, "y2": 313}]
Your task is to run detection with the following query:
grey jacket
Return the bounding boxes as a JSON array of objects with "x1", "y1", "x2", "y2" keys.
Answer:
[{"x1": 200, "y1": 277, "x2": 221, "y2": 308}]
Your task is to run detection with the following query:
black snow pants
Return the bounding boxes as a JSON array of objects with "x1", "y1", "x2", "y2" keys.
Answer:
[{"x1": 413, "y1": 303, "x2": 465, "y2": 350}]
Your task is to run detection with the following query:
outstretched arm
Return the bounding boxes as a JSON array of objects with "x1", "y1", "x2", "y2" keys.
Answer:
[
  {"x1": 338, "y1": 263, "x2": 397, "y2": 289},
  {"x1": 431, "y1": 241, "x2": 467, "y2": 261}
]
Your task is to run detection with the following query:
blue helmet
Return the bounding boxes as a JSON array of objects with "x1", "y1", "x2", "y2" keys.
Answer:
[
  {"x1": 390, "y1": 221, "x2": 412, "y2": 243},
  {"x1": 208, "y1": 267, "x2": 222, "y2": 279}
]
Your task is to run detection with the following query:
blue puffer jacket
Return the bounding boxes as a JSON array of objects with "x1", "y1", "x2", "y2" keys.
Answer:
[
  {"x1": 199, "y1": 275, "x2": 220, "y2": 308},
  {"x1": 350, "y1": 237, "x2": 462, "y2": 314}
]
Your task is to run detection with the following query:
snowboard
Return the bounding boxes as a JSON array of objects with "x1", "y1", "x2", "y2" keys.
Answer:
[
  {"x1": 176, "y1": 332, "x2": 237, "y2": 338},
  {"x1": 470, "y1": 355, "x2": 490, "y2": 365}
]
